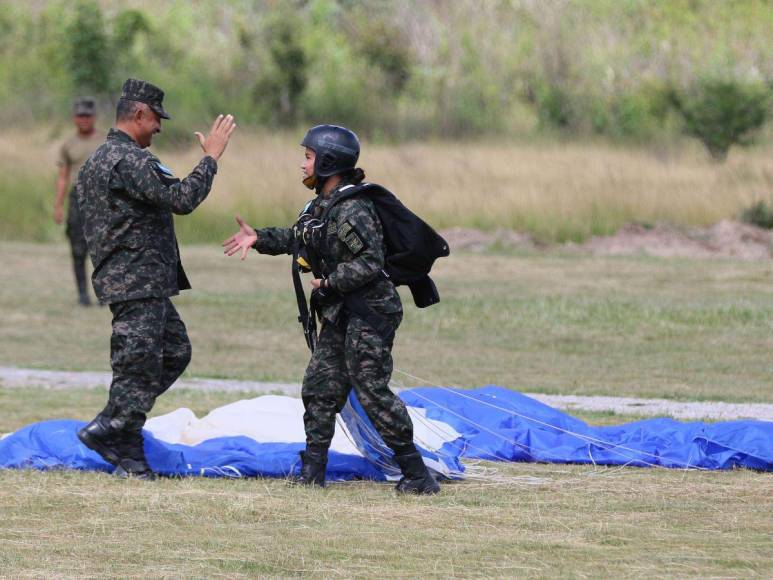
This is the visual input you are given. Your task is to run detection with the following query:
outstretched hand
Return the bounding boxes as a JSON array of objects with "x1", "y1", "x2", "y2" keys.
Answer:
[
  {"x1": 195, "y1": 114, "x2": 237, "y2": 161},
  {"x1": 222, "y1": 214, "x2": 258, "y2": 260}
]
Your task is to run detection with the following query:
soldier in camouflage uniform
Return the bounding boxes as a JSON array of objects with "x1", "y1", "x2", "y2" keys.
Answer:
[
  {"x1": 75, "y1": 79, "x2": 236, "y2": 478},
  {"x1": 223, "y1": 125, "x2": 439, "y2": 494},
  {"x1": 54, "y1": 97, "x2": 102, "y2": 306}
]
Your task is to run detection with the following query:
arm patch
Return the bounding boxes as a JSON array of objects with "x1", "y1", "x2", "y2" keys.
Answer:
[
  {"x1": 338, "y1": 219, "x2": 366, "y2": 255},
  {"x1": 155, "y1": 161, "x2": 174, "y2": 177},
  {"x1": 152, "y1": 158, "x2": 180, "y2": 186}
]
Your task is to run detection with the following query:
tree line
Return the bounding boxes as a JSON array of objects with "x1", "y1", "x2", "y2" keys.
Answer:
[{"x1": 0, "y1": 0, "x2": 770, "y2": 159}]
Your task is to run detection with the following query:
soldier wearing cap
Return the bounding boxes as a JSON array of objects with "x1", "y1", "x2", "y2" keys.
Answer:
[
  {"x1": 54, "y1": 96, "x2": 102, "y2": 306},
  {"x1": 74, "y1": 78, "x2": 236, "y2": 478}
]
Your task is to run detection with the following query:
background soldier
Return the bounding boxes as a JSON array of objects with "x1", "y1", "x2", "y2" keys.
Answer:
[
  {"x1": 223, "y1": 125, "x2": 440, "y2": 494},
  {"x1": 54, "y1": 96, "x2": 102, "y2": 306},
  {"x1": 75, "y1": 79, "x2": 236, "y2": 478}
]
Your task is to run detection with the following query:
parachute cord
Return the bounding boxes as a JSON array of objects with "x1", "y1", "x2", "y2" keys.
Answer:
[
  {"x1": 393, "y1": 368, "x2": 708, "y2": 472},
  {"x1": 395, "y1": 369, "x2": 699, "y2": 471},
  {"x1": 334, "y1": 380, "x2": 622, "y2": 487},
  {"x1": 335, "y1": 413, "x2": 472, "y2": 480},
  {"x1": 336, "y1": 392, "x2": 509, "y2": 482},
  {"x1": 388, "y1": 378, "x2": 540, "y2": 462},
  {"x1": 389, "y1": 381, "x2": 554, "y2": 484},
  {"x1": 335, "y1": 415, "x2": 402, "y2": 474},
  {"x1": 391, "y1": 378, "x2": 614, "y2": 487},
  {"x1": 370, "y1": 376, "x2": 621, "y2": 485}
]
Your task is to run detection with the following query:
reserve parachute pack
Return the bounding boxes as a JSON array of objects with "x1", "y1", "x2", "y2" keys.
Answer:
[{"x1": 292, "y1": 182, "x2": 450, "y2": 352}]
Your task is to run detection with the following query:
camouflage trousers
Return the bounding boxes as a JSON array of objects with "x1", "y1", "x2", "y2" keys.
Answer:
[
  {"x1": 65, "y1": 193, "x2": 89, "y2": 297},
  {"x1": 302, "y1": 312, "x2": 415, "y2": 453},
  {"x1": 65, "y1": 196, "x2": 88, "y2": 259},
  {"x1": 101, "y1": 297, "x2": 191, "y2": 434}
]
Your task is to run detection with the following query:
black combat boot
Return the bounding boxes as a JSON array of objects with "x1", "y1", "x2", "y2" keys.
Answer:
[
  {"x1": 77, "y1": 415, "x2": 123, "y2": 466},
  {"x1": 293, "y1": 445, "x2": 328, "y2": 487},
  {"x1": 394, "y1": 450, "x2": 440, "y2": 495},
  {"x1": 114, "y1": 431, "x2": 156, "y2": 481}
]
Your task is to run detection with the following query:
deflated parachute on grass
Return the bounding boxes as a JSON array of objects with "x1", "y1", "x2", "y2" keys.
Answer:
[{"x1": 0, "y1": 388, "x2": 770, "y2": 477}]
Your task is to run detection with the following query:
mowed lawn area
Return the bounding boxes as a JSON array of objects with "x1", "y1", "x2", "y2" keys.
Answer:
[
  {"x1": 2, "y1": 241, "x2": 771, "y2": 401},
  {"x1": 1, "y1": 242, "x2": 772, "y2": 577}
]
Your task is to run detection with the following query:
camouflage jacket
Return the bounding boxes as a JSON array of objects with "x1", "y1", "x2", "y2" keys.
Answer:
[
  {"x1": 75, "y1": 128, "x2": 217, "y2": 304},
  {"x1": 254, "y1": 181, "x2": 402, "y2": 323}
]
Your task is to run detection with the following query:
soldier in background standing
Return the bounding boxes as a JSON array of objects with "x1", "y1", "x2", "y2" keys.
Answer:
[
  {"x1": 75, "y1": 79, "x2": 236, "y2": 479},
  {"x1": 53, "y1": 97, "x2": 102, "y2": 306}
]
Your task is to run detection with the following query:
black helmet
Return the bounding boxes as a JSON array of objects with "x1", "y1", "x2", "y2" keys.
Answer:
[{"x1": 301, "y1": 124, "x2": 360, "y2": 178}]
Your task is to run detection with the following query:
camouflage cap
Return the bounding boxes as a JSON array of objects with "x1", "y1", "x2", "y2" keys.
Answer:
[
  {"x1": 119, "y1": 78, "x2": 171, "y2": 120},
  {"x1": 73, "y1": 96, "x2": 96, "y2": 116}
]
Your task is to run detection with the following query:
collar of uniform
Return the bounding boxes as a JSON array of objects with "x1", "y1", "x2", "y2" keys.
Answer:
[
  {"x1": 107, "y1": 128, "x2": 138, "y2": 145},
  {"x1": 326, "y1": 180, "x2": 352, "y2": 201}
]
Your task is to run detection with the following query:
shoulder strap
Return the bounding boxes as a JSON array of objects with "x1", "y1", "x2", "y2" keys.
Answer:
[{"x1": 319, "y1": 182, "x2": 384, "y2": 222}]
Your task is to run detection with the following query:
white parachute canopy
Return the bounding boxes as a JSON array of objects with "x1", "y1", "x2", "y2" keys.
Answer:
[{"x1": 144, "y1": 394, "x2": 464, "y2": 480}]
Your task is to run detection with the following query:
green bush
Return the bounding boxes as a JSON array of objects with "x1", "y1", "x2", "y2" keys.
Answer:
[
  {"x1": 740, "y1": 201, "x2": 773, "y2": 229},
  {"x1": 67, "y1": 1, "x2": 112, "y2": 97},
  {"x1": 534, "y1": 83, "x2": 574, "y2": 129},
  {"x1": 252, "y1": 10, "x2": 308, "y2": 126},
  {"x1": 670, "y1": 79, "x2": 771, "y2": 161},
  {"x1": 590, "y1": 86, "x2": 672, "y2": 139},
  {"x1": 350, "y1": 17, "x2": 412, "y2": 95}
]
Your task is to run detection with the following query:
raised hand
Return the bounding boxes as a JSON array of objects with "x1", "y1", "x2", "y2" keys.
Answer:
[
  {"x1": 195, "y1": 114, "x2": 237, "y2": 161},
  {"x1": 222, "y1": 214, "x2": 258, "y2": 260}
]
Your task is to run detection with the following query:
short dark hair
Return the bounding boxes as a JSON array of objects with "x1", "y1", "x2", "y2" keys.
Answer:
[{"x1": 115, "y1": 98, "x2": 142, "y2": 122}]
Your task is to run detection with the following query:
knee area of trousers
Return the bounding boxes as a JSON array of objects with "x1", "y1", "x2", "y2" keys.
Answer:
[
  {"x1": 183, "y1": 340, "x2": 193, "y2": 362},
  {"x1": 176, "y1": 343, "x2": 193, "y2": 368},
  {"x1": 166, "y1": 340, "x2": 192, "y2": 374}
]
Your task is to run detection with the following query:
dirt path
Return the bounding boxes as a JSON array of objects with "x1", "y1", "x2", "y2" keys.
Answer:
[
  {"x1": 2, "y1": 366, "x2": 771, "y2": 422},
  {"x1": 441, "y1": 220, "x2": 773, "y2": 260}
]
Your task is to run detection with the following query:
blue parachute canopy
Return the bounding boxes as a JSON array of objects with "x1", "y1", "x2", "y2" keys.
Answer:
[
  {"x1": 401, "y1": 387, "x2": 772, "y2": 471},
  {"x1": 0, "y1": 387, "x2": 770, "y2": 477}
]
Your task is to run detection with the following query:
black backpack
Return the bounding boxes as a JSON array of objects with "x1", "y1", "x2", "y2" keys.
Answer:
[{"x1": 321, "y1": 182, "x2": 450, "y2": 308}]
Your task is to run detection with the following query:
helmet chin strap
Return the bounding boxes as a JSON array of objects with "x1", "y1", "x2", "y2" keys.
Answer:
[{"x1": 302, "y1": 175, "x2": 317, "y2": 190}]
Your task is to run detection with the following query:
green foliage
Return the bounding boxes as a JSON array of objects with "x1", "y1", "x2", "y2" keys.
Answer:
[
  {"x1": 534, "y1": 84, "x2": 573, "y2": 129},
  {"x1": 439, "y1": 33, "x2": 509, "y2": 136},
  {"x1": 67, "y1": 0, "x2": 112, "y2": 96},
  {"x1": 111, "y1": 9, "x2": 151, "y2": 50},
  {"x1": 349, "y1": 17, "x2": 412, "y2": 94},
  {"x1": 592, "y1": 87, "x2": 673, "y2": 139},
  {"x1": 0, "y1": 0, "x2": 771, "y2": 141},
  {"x1": 740, "y1": 201, "x2": 773, "y2": 229},
  {"x1": 670, "y1": 79, "x2": 771, "y2": 161},
  {"x1": 253, "y1": 10, "x2": 308, "y2": 126},
  {"x1": 299, "y1": 13, "x2": 374, "y2": 132}
]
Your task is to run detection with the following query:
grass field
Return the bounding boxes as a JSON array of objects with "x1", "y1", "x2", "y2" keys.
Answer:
[
  {"x1": 1, "y1": 466, "x2": 771, "y2": 577},
  {"x1": 2, "y1": 242, "x2": 771, "y2": 402},
  {"x1": 2, "y1": 130, "x2": 773, "y2": 244},
  {"x1": 1, "y1": 242, "x2": 772, "y2": 577}
]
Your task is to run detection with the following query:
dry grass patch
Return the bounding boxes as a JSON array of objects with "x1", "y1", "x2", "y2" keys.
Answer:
[
  {"x1": 157, "y1": 133, "x2": 773, "y2": 242},
  {"x1": 2, "y1": 129, "x2": 772, "y2": 243}
]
